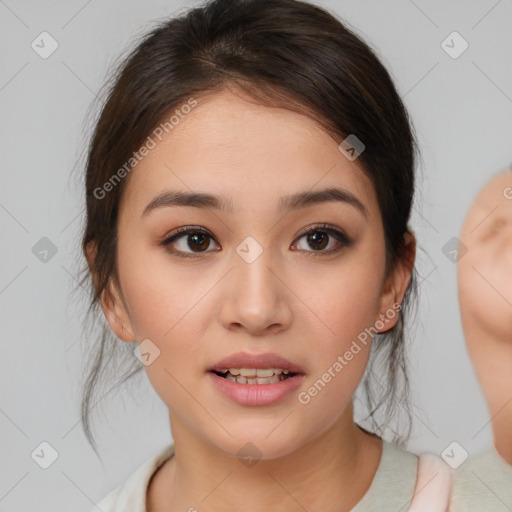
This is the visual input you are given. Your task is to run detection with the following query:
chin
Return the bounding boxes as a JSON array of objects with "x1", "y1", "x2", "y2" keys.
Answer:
[{"x1": 207, "y1": 425, "x2": 307, "y2": 462}]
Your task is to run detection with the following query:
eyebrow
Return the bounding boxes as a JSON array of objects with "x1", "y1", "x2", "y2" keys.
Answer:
[{"x1": 142, "y1": 187, "x2": 368, "y2": 218}]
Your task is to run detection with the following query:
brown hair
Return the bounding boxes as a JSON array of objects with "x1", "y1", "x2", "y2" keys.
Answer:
[{"x1": 78, "y1": 0, "x2": 419, "y2": 455}]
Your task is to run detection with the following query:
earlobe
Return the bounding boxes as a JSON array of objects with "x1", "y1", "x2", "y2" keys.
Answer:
[
  {"x1": 100, "y1": 280, "x2": 137, "y2": 342},
  {"x1": 85, "y1": 241, "x2": 136, "y2": 342},
  {"x1": 376, "y1": 230, "x2": 416, "y2": 333}
]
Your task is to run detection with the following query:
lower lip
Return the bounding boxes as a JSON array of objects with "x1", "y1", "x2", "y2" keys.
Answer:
[{"x1": 206, "y1": 371, "x2": 305, "y2": 406}]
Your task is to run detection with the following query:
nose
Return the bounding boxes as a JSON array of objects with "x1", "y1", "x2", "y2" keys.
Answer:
[{"x1": 217, "y1": 240, "x2": 293, "y2": 336}]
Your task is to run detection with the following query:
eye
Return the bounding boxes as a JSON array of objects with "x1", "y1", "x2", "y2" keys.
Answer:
[
  {"x1": 292, "y1": 223, "x2": 354, "y2": 254},
  {"x1": 160, "y1": 223, "x2": 353, "y2": 258},
  {"x1": 160, "y1": 226, "x2": 220, "y2": 258}
]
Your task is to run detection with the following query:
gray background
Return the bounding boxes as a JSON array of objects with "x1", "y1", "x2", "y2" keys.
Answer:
[{"x1": 1, "y1": 0, "x2": 511, "y2": 510}]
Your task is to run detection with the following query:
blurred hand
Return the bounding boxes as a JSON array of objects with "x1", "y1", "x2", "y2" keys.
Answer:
[{"x1": 458, "y1": 169, "x2": 512, "y2": 343}]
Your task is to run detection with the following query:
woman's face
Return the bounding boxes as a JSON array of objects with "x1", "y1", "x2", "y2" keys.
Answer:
[{"x1": 100, "y1": 88, "x2": 410, "y2": 459}]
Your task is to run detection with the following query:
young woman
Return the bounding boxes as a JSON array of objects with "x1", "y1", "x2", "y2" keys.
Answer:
[{"x1": 80, "y1": 0, "x2": 455, "y2": 510}]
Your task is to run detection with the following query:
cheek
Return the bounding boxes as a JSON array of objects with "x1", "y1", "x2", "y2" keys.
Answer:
[
  {"x1": 116, "y1": 237, "x2": 216, "y2": 385},
  {"x1": 117, "y1": 249, "x2": 216, "y2": 413},
  {"x1": 297, "y1": 251, "x2": 385, "y2": 351},
  {"x1": 291, "y1": 250, "x2": 385, "y2": 414},
  {"x1": 116, "y1": 231, "x2": 208, "y2": 337}
]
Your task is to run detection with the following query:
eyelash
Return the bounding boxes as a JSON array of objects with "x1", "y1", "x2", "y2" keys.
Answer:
[{"x1": 160, "y1": 223, "x2": 354, "y2": 259}]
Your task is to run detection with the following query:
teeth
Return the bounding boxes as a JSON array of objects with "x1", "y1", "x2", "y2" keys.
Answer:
[
  {"x1": 256, "y1": 369, "x2": 274, "y2": 377},
  {"x1": 217, "y1": 368, "x2": 294, "y2": 385},
  {"x1": 224, "y1": 368, "x2": 289, "y2": 377},
  {"x1": 228, "y1": 374, "x2": 283, "y2": 385},
  {"x1": 219, "y1": 368, "x2": 296, "y2": 385},
  {"x1": 257, "y1": 376, "x2": 279, "y2": 384}
]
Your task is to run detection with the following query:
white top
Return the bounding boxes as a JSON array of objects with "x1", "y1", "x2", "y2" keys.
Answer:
[
  {"x1": 91, "y1": 440, "x2": 455, "y2": 512},
  {"x1": 92, "y1": 444, "x2": 175, "y2": 512},
  {"x1": 451, "y1": 446, "x2": 512, "y2": 511}
]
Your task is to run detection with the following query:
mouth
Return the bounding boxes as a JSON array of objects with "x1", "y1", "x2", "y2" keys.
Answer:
[
  {"x1": 206, "y1": 352, "x2": 305, "y2": 405},
  {"x1": 211, "y1": 368, "x2": 297, "y2": 385}
]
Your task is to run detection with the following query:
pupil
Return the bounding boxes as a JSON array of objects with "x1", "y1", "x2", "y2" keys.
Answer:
[
  {"x1": 308, "y1": 231, "x2": 328, "y2": 250},
  {"x1": 189, "y1": 233, "x2": 208, "y2": 251}
]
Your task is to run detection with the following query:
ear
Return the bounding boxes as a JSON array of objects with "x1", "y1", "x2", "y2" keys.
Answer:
[
  {"x1": 85, "y1": 241, "x2": 136, "y2": 342},
  {"x1": 375, "y1": 230, "x2": 416, "y2": 333}
]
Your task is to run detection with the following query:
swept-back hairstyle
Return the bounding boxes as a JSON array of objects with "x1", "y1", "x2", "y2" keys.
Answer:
[{"x1": 78, "y1": 0, "x2": 418, "y2": 455}]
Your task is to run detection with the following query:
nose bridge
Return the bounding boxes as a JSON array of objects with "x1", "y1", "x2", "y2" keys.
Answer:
[
  {"x1": 220, "y1": 233, "x2": 290, "y2": 332},
  {"x1": 235, "y1": 234, "x2": 279, "y2": 301}
]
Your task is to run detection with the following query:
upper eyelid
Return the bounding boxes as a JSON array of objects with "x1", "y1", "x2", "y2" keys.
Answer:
[{"x1": 163, "y1": 223, "x2": 349, "y2": 240}]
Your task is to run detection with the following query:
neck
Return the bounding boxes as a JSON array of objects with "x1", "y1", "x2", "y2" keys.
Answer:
[
  {"x1": 463, "y1": 321, "x2": 512, "y2": 465},
  {"x1": 154, "y1": 403, "x2": 382, "y2": 512}
]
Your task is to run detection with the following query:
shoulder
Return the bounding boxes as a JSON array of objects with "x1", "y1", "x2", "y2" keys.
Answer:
[
  {"x1": 450, "y1": 446, "x2": 512, "y2": 512},
  {"x1": 352, "y1": 439, "x2": 455, "y2": 512},
  {"x1": 352, "y1": 440, "x2": 419, "y2": 511},
  {"x1": 408, "y1": 450, "x2": 455, "y2": 512},
  {"x1": 89, "y1": 444, "x2": 175, "y2": 512}
]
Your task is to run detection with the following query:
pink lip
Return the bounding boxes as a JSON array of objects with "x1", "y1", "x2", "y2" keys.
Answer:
[
  {"x1": 206, "y1": 371, "x2": 306, "y2": 406},
  {"x1": 207, "y1": 351, "x2": 306, "y2": 406},
  {"x1": 208, "y1": 351, "x2": 305, "y2": 373}
]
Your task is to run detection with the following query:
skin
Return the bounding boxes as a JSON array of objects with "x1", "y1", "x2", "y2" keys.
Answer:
[
  {"x1": 90, "y1": 87, "x2": 415, "y2": 511},
  {"x1": 458, "y1": 169, "x2": 512, "y2": 465}
]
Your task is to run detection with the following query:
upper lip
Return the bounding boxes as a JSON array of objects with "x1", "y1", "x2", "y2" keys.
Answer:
[{"x1": 209, "y1": 352, "x2": 305, "y2": 374}]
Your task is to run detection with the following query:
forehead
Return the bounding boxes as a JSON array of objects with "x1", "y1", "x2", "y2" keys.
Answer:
[{"x1": 120, "y1": 88, "x2": 378, "y2": 218}]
